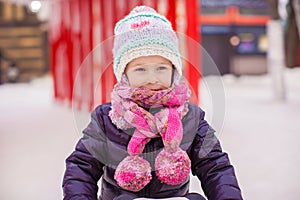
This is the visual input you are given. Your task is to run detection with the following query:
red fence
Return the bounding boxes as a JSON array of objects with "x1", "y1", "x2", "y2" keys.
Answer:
[{"x1": 49, "y1": 0, "x2": 201, "y2": 111}]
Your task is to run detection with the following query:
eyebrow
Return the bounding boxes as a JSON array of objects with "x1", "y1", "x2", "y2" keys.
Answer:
[{"x1": 131, "y1": 62, "x2": 171, "y2": 66}]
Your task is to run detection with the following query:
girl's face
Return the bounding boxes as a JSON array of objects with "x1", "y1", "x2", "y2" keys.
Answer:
[{"x1": 125, "y1": 56, "x2": 173, "y2": 90}]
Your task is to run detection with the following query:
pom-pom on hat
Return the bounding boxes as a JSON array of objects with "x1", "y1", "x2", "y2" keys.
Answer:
[{"x1": 113, "y1": 5, "x2": 182, "y2": 81}]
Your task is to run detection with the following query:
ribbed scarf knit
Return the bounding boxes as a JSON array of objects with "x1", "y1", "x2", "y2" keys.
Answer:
[{"x1": 109, "y1": 73, "x2": 191, "y2": 192}]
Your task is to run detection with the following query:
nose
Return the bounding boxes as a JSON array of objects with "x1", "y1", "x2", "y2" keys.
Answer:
[{"x1": 146, "y1": 72, "x2": 159, "y2": 84}]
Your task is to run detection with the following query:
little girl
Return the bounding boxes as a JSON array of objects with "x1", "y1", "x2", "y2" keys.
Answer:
[{"x1": 63, "y1": 6, "x2": 243, "y2": 200}]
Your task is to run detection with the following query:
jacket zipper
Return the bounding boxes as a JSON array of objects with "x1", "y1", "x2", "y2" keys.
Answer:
[{"x1": 142, "y1": 141, "x2": 155, "y2": 197}]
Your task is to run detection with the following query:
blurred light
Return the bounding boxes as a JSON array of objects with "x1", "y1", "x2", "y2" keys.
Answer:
[
  {"x1": 258, "y1": 34, "x2": 268, "y2": 52},
  {"x1": 236, "y1": 33, "x2": 256, "y2": 53},
  {"x1": 238, "y1": 33, "x2": 255, "y2": 42},
  {"x1": 30, "y1": 1, "x2": 42, "y2": 13},
  {"x1": 230, "y1": 36, "x2": 240, "y2": 46}
]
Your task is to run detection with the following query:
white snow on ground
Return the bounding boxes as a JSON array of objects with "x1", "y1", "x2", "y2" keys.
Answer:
[{"x1": 0, "y1": 68, "x2": 300, "y2": 200}]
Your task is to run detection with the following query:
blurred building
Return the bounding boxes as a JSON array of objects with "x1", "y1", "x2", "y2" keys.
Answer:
[
  {"x1": 200, "y1": 0, "x2": 270, "y2": 76},
  {"x1": 0, "y1": 1, "x2": 49, "y2": 83}
]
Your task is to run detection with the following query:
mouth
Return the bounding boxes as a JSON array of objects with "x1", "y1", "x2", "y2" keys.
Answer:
[
  {"x1": 139, "y1": 86, "x2": 163, "y2": 91},
  {"x1": 150, "y1": 88, "x2": 161, "y2": 91}
]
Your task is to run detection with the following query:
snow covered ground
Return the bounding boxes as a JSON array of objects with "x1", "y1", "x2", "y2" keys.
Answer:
[{"x1": 1, "y1": 68, "x2": 300, "y2": 200}]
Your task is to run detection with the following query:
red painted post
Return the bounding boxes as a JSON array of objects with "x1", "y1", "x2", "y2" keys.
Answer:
[
  {"x1": 167, "y1": 0, "x2": 177, "y2": 31},
  {"x1": 70, "y1": 0, "x2": 81, "y2": 109},
  {"x1": 61, "y1": 0, "x2": 73, "y2": 105},
  {"x1": 185, "y1": 0, "x2": 201, "y2": 104},
  {"x1": 99, "y1": 0, "x2": 114, "y2": 104},
  {"x1": 78, "y1": 0, "x2": 94, "y2": 110}
]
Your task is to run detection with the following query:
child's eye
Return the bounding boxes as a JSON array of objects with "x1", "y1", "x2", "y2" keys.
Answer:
[
  {"x1": 134, "y1": 67, "x2": 146, "y2": 72},
  {"x1": 157, "y1": 65, "x2": 169, "y2": 71}
]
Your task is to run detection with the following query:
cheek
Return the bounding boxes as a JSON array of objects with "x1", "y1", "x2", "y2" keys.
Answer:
[
  {"x1": 159, "y1": 71, "x2": 173, "y2": 86},
  {"x1": 127, "y1": 74, "x2": 143, "y2": 88}
]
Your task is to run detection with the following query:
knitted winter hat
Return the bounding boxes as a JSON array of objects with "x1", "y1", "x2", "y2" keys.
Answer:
[{"x1": 113, "y1": 5, "x2": 182, "y2": 81}]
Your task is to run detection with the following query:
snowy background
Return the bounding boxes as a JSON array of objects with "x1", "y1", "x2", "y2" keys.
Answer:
[{"x1": 1, "y1": 68, "x2": 300, "y2": 200}]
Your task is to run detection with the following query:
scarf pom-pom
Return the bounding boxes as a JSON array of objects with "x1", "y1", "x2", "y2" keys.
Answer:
[
  {"x1": 155, "y1": 148, "x2": 191, "y2": 185},
  {"x1": 114, "y1": 155, "x2": 152, "y2": 191}
]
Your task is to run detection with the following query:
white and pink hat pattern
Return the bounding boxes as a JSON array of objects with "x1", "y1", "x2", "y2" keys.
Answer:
[{"x1": 113, "y1": 6, "x2": 182, "y2": 81}]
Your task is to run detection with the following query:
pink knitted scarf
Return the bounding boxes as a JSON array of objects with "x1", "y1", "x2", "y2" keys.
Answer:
[{"x1": 109, "y1": 73, "x2": 192, "y2": 192}]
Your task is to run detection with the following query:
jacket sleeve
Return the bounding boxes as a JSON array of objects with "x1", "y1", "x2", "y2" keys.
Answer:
[
  {"x1": 63, "y1": 108, "x2": 107, "y2": 200},
  {"x1": 190, "y1": 111, "x2": 243, "y2": 200}
]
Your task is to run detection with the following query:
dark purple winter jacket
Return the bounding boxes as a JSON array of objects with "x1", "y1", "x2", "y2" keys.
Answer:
[{"x1": 63, "y1": 103, "x2": 243, "y2": 200}]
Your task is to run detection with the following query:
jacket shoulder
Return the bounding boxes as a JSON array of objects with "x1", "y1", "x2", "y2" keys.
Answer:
[
  {"x1": 185, "y1": 103, "x2": 206, "y2": 124},
  {"x1": 186, "y1": 103, "x2": 214, "y2": 138},
  {"x1": 93, "y1": 103, "x2": 131, "y2": 146},
  {"x1": 180, "y1": 103, "x2": 207, "y2": 149},
  {"x1": 94, "y1": 103, "x2": 112, "y2": 116}
]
